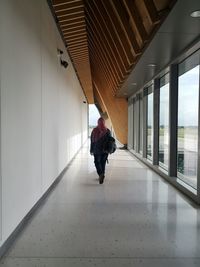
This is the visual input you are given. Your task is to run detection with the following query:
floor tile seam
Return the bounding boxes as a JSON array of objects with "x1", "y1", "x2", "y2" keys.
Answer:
[{"x1": 4, "y1": 256, "x2": 200, "y2": 259}]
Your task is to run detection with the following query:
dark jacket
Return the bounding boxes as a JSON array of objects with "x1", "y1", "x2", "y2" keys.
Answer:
[{"x1": 90, "y1": 129, "x2": 111, "y2": 155}]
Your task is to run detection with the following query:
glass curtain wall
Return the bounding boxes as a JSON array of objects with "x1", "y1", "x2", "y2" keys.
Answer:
[
  {"x1": 147, "y1": 86, "x2": 153, "y2": 160},
  {"x1": 128, "y1": 46, "x2": 200, "y2": 200},
  {"x1": 159, "y1": 74, "x2": 169, "y2": 170},
  {"x1": 177, "y1": 51, "x2": 199, "y2": 189}
]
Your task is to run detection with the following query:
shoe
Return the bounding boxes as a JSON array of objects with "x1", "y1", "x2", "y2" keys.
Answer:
[{"x1": 99, "y1": 173, "x2": 105, "y2": 184}]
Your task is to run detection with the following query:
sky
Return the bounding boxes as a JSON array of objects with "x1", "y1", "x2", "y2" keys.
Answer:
[
  {"x1": 149, "y1": 65, "x2": 199, "y2": 127},
  {"x1": 178, "y1": 66, "x2": 199, "y2": 126},
  {"x1": 89, "y1": 104, "x2": 100, "y2": 126}
]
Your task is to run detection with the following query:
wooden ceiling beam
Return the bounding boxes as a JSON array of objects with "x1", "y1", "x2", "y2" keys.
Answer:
[
  {"x1": 70, "y1": 52, "x2": 89, "y2": 58},
  {"x1": 69, "y1": 49, "x2": 89, "y2": 55},
  {"x1": 53, "y1": 0, "x2": 82, "y2": 6},
  {"x1": 90, "y1": 0, "x2": 127, "y2": 77},
  {"x1": 67, "y1": 36, "x2": 87, "y2": 44},
  {"x1": 61, "y1": 23, "x2": 86, "y2": 32},
  {"x1": 143, "y1": 0, "x2": 160, "y2": 25},
  {"x1": 88, "y1": 40, "x2": 114, "y2": 92},
  {"x1": 67, "y1": 39, "x2": 87, "y2": 45},
  {"x1": 57, "y1": 13, "x2": 84, "y2": 21},
  {"x1": 60, "y1": 18, "x2": 85, "y2": 26},
  {"x1": 63, "y1": 31, "x2": 86, "y2": 39},
  {"x1": 88, "y1": 38, "x2": 116, "y2": 94},
  {"x1": 60, "y1": 19, "x2": 85, "y2": 29},
  {"x1": 68, "y1": 47, "x2": 88, "y2": 53},
  {"x1": 95, "y1": 0, "x2": 131, "y2": 72},
  {"x1": 92, "y1": 64, "x2": 114, "y2": 96},
  {"x1": 64, "y1": 32, "x2": 87, "y2": 40},
  {"x1": 67, "y1": 43, "x2": 88, "y2": 49},
  {"x1": 86, "y1": 4, "x2": 122, "y2": 84},
  {"x1": 87, "y1": 19, "x2": 117, "y2": 88},
  {"x1": 88, "y1": 38, "x2": 115, "y2": 91},
  {"x1": 58, "y1": 14, "x2": 85, "y2": 23},
  {"x1": 70, "y1": 49, "x2": 88, "y2": 55},
  {"x1": 54, "y1": 2, "x2": 83, "y2": 12},
  {"x1": 101, "y1": 0, "x2": 134, "y2": 65},
  {"x1": 91, "y1": 58, "x2": 115, "y2": 96},
  {"x1": 123, "y1": 0, "x2": 148, "y2": 44},
  {"x1": 109, "y1": 0, "x2": 141, "y2": 55},
  {"x1": 86, "y1": 18, "x2": 119, "y2": 87},
  {"x1": 56, "y1": 7, "x2": 84, "y2": 18},
  {"x1": 63, "y1": 29, "x2": 86, "y2": 37}
]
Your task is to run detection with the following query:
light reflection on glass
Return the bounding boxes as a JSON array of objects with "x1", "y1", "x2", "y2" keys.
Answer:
[
  {"x1": 177, "y1": 54, "x2": 199, "y2": 189},
  {"x1": 159, "y1": 74, "x2": 169, "y2": 170}
]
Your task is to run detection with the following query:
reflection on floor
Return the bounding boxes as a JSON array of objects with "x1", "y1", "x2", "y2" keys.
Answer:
[{"x1": 1, "y1": 143, "x2": 200, "y2": 266}]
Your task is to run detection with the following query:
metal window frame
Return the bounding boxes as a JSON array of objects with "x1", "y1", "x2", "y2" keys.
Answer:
[
  {"x1": 153, "y1": 79, "x2": 160, "y2": 165},
  {"x1": 169, "y1": 64, "x2": 178, "y2": 177}
]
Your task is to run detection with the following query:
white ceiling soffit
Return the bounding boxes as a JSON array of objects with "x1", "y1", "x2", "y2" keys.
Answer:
[{"x1": 118, "y1": 0, "x2": 200, "y2": 97}]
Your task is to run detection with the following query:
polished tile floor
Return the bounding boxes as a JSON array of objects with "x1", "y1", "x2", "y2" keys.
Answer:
[{"x1": 1, "y1": 144, "x2": 200, "y2": 266}]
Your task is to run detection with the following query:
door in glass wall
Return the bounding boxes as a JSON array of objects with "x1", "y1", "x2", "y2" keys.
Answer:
[
  {"x1": 177, "y1": 50, "x2": 199, "y2": 189},
  {"x1": 139, "y1": 93, "x2": 143, "y2": 154},
  {"x1": 159, "y1": 74, "x2": 169, "y2": 170},
  {"x1": 147, "y1": 86, "x2": 153, "y2": 160}
]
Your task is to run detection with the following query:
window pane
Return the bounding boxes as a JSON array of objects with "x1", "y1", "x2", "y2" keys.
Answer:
[
  {"x1": 177, "y1": 52, "x2": 199, "y2": 189},
  {"x1": 147, "y1": 87, "x2": 153, "y2": 160},
  {"x1": 159, "y1": 74, "x2": 169, "y2": 170},
  {"x1": 139, "y1": 94, "x2": 143, "y2": 154}
]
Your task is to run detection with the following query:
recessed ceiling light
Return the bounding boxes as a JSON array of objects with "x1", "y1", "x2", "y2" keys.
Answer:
[
  {"x1": 148, "y1": 64, "x2": 156, "y2": 67},
  {"x1": 190, "y1": 10, "x2": 200, "y2": 18},
  {"x1": 131, "y1": 83, "x2": 137, "y2": 85}
]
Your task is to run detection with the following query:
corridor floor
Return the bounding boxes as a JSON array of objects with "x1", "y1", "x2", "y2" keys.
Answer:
[{"x1": 1, "y1": 144, "x2": 200, "y2": 267}]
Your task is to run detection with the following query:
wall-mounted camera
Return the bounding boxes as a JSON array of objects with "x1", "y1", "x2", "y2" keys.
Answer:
[
  {"x1": 60, "y1": 59, "x2": 68, "y2": 68},
  {"x1": 57, "y1": 48, "x2": 68, "y2": 69}
]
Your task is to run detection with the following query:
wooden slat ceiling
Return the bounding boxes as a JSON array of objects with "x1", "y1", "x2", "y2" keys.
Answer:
[
  {"x1": 50, "y1": 0, "x2": 176, "y2": 143},
  {"x1": 52, "y1": 0, "x2": 93, "y2": 103},
  {"x1": 85, "y1": 0, "x2": 176, "y2": 98},
  {"x1": 50, "y1": 0, "x2": 175, "y2": 103}
]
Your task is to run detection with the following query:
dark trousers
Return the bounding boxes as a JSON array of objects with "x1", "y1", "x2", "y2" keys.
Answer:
[{"x1": 94, "y1": 153, "x2": 108, "y2": 176}]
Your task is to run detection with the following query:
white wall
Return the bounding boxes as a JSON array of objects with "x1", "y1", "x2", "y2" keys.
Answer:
[{"x1": 0, "y1": 0, "x2": 88, "y2": 246}]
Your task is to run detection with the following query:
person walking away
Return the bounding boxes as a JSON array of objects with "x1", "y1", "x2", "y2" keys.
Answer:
[{"x1": 90, "y1": 118, "x2": 111, "y2": 184}]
